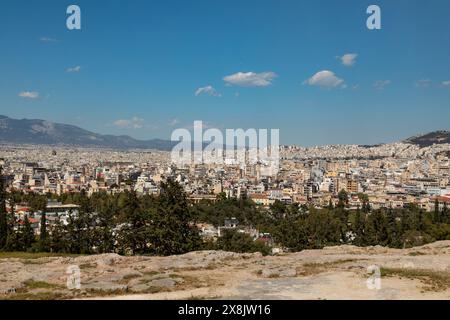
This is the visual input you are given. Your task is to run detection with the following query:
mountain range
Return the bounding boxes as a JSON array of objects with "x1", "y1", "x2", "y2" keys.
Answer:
[
  {"x1": 0, "y1": 115, "x2": 175, "y2": 150},
  {"x1": 0, "y1": 115, "x2": 449, "y2": 150}
]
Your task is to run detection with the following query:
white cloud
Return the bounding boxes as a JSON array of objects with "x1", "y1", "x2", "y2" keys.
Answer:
[
  {"x1": 415, "y1": 79, "x2": 431, "y2": 88},
  {"x1": 441, "y1": 80, "x2": 450, "y2": 87},
  {"x1": 40, "y1": 37, "x2": 57, "y2": 42},
  {"x1": 67, "y1": 66, "x2": 81, "y2": 73},
  {"x1": 113, "y1": 117, "x2": 145, "y2": 129},
  {"x1": 18, "y1": 91, "x2": 40, "y2": 99},
  {"x1": 304, "y1": 70, "x2": 344, "y2": 88},
  {"x1": 374, "y1": 80, "x2": 391, "y2": 90},
  {"x1": 168, "y1": 118, "x2": 180, "y2": 127},
  {"x1": 195, "y1": 85, "x2": 221, "y2": 97},
  {"x1": 340, "y1": 53, "x2": 358, "y2": 67},
  {"x1": 223, "y1": 71, "x2": 277, "y2": 87}
]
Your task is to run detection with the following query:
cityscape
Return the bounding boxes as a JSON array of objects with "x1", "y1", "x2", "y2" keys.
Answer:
[
  {"x1": 1, "y1": 134, "x2": 450, "y2": 227},
  {"x1": 0, "y1": 122, "x2": 449, "y2": 243},
  {"x1": 1, "y1": 0, "x2": 450, "y2": 306}
]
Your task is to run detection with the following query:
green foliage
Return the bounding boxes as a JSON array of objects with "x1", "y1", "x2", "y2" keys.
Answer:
[
  {"x1": 191, "y1": 195, "x2": 269, "y2": 229},
  {"x1": 1, "y1": 168, "x2": 450, "y2": 255},
  {"x1": 352, "y1": 207, "x2": 365, "y2": 246},
  {"x1": 337, "y1": 189, "x2": 348, "y2": 208},
  {"x1": 38, "y1": 212, "x2": 49, "y2": 252},
  {"x1": 216, "y1": 229, "x2": 270, "y2": 256},
  {"x1": 270, "y1": 203, "x2": 450, "y2": 251},
  {"x1": 273, "y1": 214, "x2": 308, "y2": 251}
]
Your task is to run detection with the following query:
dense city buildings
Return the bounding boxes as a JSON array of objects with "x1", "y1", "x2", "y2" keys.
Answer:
[{"x1": 1, "y1": 141, "x2": 449, "y2": 222}]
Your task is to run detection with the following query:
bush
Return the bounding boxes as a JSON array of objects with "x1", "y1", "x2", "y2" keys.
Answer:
[{"x1": 216, "y1": 230, "x2": 270, "y2": 255}]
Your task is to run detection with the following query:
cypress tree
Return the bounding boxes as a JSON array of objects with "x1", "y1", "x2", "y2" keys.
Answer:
[
  {"x1": 38, "y1": 198, "x2": 49, "y2": 252},
  {"x1": 353, "y1": 206, "x2": 365, "y2": 246},
  {"x1": 4, "y1": 213, "x2": 20, "y2": 251},
  {"x1": 0, "y1": 166, "x2": 8, "y2": 249},
  {"x1": 433, "y1": 199, "x2": 441, "y2": 223},
  {"x1": 21, "y1": 215, "x2": 35, "y2": 250}
]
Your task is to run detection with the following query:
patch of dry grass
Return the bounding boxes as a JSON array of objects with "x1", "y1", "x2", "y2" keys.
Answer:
[
  {"x1": 381, "y1": 267, "x2": 450, "y2": 292},
  {"x1": 79, "y1": 263, "x2": 97, "y2": 270},
  {"x1": 296, "y1": 259, "x2": 361, "y2": 276},
  {"x1": 3, "y1": 291, "x2": 67, "y2": 300},
  {"x1": 24, "y1": 280, "x2": 63, "y2": 289},
  {"x1": 187, "y1": 294, "x2": 222, "y2": 300},
  {"x1": 408, "y1": 251, "x2": 426, "y2": 256},
  {"x1": 0, "y1": 252, "x2": 82, "y2": 260}
]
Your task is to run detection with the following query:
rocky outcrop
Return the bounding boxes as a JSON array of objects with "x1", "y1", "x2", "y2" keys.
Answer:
[{"x1": 0, "y1": 242, "x2": 449, "y2": 300}]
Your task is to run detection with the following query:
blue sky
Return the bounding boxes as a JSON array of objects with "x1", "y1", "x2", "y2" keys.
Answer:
[{"x1": 1, "y1": 0, "x2": 449, "y2": 146}]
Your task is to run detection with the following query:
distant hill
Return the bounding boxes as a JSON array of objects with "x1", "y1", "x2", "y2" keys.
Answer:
[
  {"x1": 1, "y1": 115, "x2": 449, "y2": 150},
  {"x1": 0, "y1": 115, "x2": 175, "y2": 150},
  {"x1": 404, "y1": 131, "x2": 450, "y2": 148}
]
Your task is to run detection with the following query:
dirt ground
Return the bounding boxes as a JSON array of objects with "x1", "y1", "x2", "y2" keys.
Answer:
[{"x1": 1, "y1": 241, "x2": 449, "y2": 300}]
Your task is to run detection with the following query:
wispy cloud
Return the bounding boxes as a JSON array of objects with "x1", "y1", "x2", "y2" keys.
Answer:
[
  {"x1": 415, "y1": 79, "x2": 432, "y2": 88},
  {"x1": 223, "y1": 71, "x2": 277, "y2": 87},
  {"x1": 168, "y1": 118, "x2": 180, "y2": 127},
  {"x1": 373, "y1": 80, "x2": 391, "y2": 90},
  {"x1": 304, "y1": 70, "x2": 344, "y2": 88},
  {"x1": 66, "y1": 66, "x2": 81, "y2": 73},
  {"x1": 195, "y1": 85, "x2": 221, "y2": 97},
  {"x1": 40, "y1": 37, "x2": 57, "y2": 43},
  {"x1": 18, "y1": 91, "x2": 40, "y2": 99},
  {"x1": 339, "y1": 53, "x2": 358, "y2": 67},
  {"x1": 113, "y1": 117, "x2": 145, "y2": 129},
  {"x1": 186, "y1": 121, "x2": 215, "y2": 130},
  {"x1": 441, "y1": 80, "x2": 450, "y2": 87}
]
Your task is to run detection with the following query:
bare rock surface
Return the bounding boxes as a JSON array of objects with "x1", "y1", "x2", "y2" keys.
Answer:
[{"x1": 1, "y1": 242, "x2": 449, "y2": 300}]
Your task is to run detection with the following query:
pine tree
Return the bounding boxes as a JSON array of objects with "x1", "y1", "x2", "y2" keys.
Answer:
[
  {"x1": 274, "y1": 215, "x2": 308, "y2": 251},
  {"x1": 386, "y1": 208, "x2": 400, "y2": 247},
  {"x1": 270, "y1": 200, "x2": 287, "y2": 219},
  {"x1": 48, "y1": 219, "x2": 66, "y2": 253},
  {"x1": 91, "y1": 202, "x2": 115, "y2": 254},
  {"x1": 327, "y1": 199, "x2": 334, "y2": 210},
  {"x1": 117, "y1": 190, "x2": 146, "y2": 255},
  {"x1": 151, "y1": 179, "x2": 202, "y2": 255},
  {"x1": 364, "y1": 210, "x2": 388, "y2": 246},
  {"x1": 337, "y1": 189, "x2": 348, "y2": 208}
]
